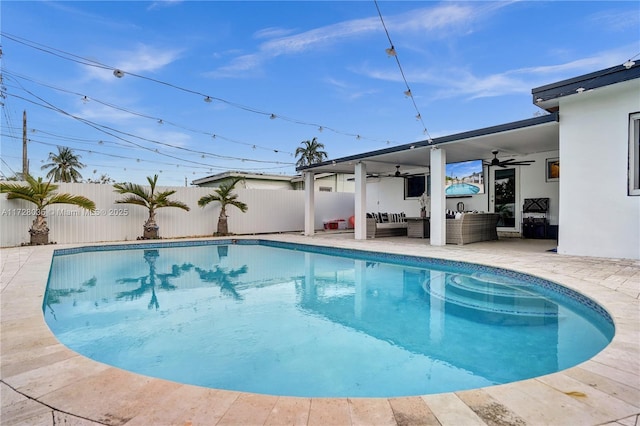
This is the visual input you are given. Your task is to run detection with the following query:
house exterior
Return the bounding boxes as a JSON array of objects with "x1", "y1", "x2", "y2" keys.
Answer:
[
  {"x1": 298, "y1": 62, "x2": 640, "y2": 260},
  {"x1": 532, "y1": 64, "x2": 640, "y2": 259}
]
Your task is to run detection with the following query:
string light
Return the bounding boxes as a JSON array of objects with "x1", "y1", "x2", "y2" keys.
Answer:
[
  {"x1": 373, "y1": 1, "x2": 432, "y2": 141},
  {"x1": 1, "y1": 32, "x2": 401, "y2": 147}
]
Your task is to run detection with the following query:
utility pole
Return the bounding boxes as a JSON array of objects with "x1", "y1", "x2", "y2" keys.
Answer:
[{"x1": 22, "y1": 110, "x2": 28, "y2": 177}]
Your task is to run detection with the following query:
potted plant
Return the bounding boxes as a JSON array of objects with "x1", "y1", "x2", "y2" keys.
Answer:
[
  {"x1": 113, "y1": 175, "x2": 190, "y2": 239},
  {"x1": 0, "y1": 174, "x2": 96, "y2": 245},
  {"x1": 419, "y1": 192, "x2": 430, "y2": 217}
]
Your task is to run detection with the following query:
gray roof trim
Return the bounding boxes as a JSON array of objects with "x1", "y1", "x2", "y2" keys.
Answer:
[
  {"x1": 297, "y1": 112, "x2": 559, "y2": 172},
  {"x1": 532, "y1": 62, "x2": 640, "y2": 107}
]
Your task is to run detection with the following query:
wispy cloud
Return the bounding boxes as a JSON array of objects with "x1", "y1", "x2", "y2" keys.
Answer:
[
  {"x1": 84, "y1": 44, "x2": 182, "y2": 81},
  {"x1": 207, "y1": 3, "x2": 482, "y2": 78},
  {"x1": 361, "y1": 44, "x2": 637, "y2": 101},
  {"x1": 324, "y1": 77, "x2": 380, "y2": 101},
  {"x1": 147, "y1": 0, "x2": 184, "y2": 11}
]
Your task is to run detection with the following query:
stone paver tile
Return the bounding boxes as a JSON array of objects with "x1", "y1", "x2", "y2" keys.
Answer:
[
  {"x1": 614, "y1": 414, "x2": 640, "y2": 426},
  {"x1": 565, "y1": 366, "x2": 640, "y2": 407},
  {"x1": 216, "y1": 392, "x2": 278, "y2": 426},
  {"x1": 308, "y1": 398, "x2": 352, "y2": 426},
  {"x1": 456, "y1": 389, "x2": 526, "y2": 426},
  {"x1": 126, "y1": 386, "x2": 240, "y2": 426},
  {"x1": 1, "y1": 382, "x2": 52, "y2": 426},
  {"x1": 484, "y1": 380, "x2": 600, "y2": 425},
  {"x1": 580, "y1": 360, "x2": 640, "y2": 391},
  {"x1": 421, "y1": 393, "x2": 486, "y2": 426},
  {"x1": 53, "y1": 412, "x2": 106, "y2": 426},
  {"x1": 537, "y1": 372, "x2": 640, "y2": 420},
  {"x1": 264, "y1": 396, "x2": 311, "y2": 426},
  {"x1": 348, "y1": 398, "x2": 395, "y2": 426},
  {"x1": 38, "y1": 368, "x2": 182, "y2": 425},
  {"x1": 1, "y1": 344, "x2": 77, "y2": 378},
  {"x1": 388, "y1": 396, "x2": 440, "y2": 426},
  {"x1": 5, "y1": 355, "x2": 110, "y2": 399}
]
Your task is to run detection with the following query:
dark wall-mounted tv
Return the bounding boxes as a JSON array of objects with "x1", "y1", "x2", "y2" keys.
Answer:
[{"x1": 445, "y1": 159, "x2": 485, "y2": 196}]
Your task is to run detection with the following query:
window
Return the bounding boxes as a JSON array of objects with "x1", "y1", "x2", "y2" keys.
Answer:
[
  {"x1": 630, "y1": 112, "x2": 640, "y2": 196},
  {"x1": 405, "y1": 175, "x2": 429, "y2": 198},
  {"x1": 319, "y1": 186, "x2": 332, "y2": 192}
]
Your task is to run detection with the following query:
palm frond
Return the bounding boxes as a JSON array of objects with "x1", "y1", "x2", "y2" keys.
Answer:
[
  {"x1": 198, "y1": 193, "x2": 221, "y2": 207},
  {"x1": 47, "y1": 194, "x2": 96, "y2": 211}
]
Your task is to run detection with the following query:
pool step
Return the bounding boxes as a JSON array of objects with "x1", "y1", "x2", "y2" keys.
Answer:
[{"x1": 425, "y1": 273, "x2": 560, "y2": 317}]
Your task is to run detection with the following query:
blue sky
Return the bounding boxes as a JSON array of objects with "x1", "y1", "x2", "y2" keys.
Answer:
[{"x1": 1, "y1": 1, "x2": 638, "y2": 186}]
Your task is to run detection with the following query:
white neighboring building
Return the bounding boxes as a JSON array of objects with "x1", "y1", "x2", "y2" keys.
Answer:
[
  {"x1": 192, "y1": 171, "x2": 294, "y2": 190},
  {"x1": 192, "y1": 171, "x2": 355, "y2": 192}
]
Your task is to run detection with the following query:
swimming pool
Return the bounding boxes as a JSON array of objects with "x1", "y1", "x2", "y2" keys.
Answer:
[
  {"x1": 44, "y1": 240, "x2": 614, "y2": 398},
  {"x1": 446, "y1": 183, "x2": 481, "y2": 195}
]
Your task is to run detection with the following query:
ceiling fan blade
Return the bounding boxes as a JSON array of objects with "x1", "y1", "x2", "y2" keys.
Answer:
[{"x1": 500, "y1": 159, "x2": 517, "y2": 164}]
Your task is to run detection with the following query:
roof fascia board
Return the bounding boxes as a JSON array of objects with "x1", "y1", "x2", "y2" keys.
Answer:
[
  {"x1": 297, "y1": 112, "x2": 558, "y2": 172},
  {"x1": 532, "y1": 63, "x2": 640, "y2": 107}
]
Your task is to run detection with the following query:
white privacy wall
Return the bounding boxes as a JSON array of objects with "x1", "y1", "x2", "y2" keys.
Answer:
[
  {"x1": 0, "y1": 184, "x2": 354, "y2": 247},
  {"x1": 557, "y1": 78, "x2": 640, "y2": 259}
]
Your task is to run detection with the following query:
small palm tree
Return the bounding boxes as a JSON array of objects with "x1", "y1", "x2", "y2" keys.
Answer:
[
  {"x1": 198, "y1": 177, "x2": 248, "y2": 235},
  {"x1": 295, "y1": 137, "x2": 328, "y2": 168},
  {"x1": 0, "y1": 174, "x2": 96, "y2": 245},
  {"x1": 113, "y1": 174, "x2": 190, "y2": 239},
  {"x1": 41, "y1": 146, "x2": 86, "y2": 183}
]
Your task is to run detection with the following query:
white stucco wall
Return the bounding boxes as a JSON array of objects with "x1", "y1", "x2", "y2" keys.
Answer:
[{"x1": 557, "y1": 78, "x2": 640, "y2": 259}]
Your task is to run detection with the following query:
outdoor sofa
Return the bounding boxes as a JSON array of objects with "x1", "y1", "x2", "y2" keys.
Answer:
[
  {"x1": 366, "y1": 213, "x2": 407, "y2": 238},
  {"x1": 446, "y1": 212, "x2": 500, "y2": 245}
]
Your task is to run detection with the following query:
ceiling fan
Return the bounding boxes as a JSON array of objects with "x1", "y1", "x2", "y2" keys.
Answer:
[
  {"x1": 485, "y1": 150, "x2": 535, "y2": 168},
  {"x1": 391, "y1": 165, "x2": 410, "y2": 178}
]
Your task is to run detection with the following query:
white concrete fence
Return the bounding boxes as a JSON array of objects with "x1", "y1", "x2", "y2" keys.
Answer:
[{"x1": 0, "y1": 183, "x2": 355, "y2": 247}]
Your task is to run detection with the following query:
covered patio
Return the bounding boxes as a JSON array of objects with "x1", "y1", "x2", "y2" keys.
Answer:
[{"x1": 298, "y1": 113, "x2": 559, "y2": 245}]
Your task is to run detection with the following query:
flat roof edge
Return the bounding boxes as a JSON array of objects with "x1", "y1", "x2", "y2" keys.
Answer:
[
  {"x1": 297, "y1": 112, "x2": 558, "y2": 171},
  {"x1": 532, "y1": 62, "x2": 640, "y2": 102}
]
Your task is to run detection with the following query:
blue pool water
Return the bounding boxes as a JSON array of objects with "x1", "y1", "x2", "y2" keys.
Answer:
[
  {"x1": 44, "y1": 240, "x2": 614, "y2": 397},
  {"x1": 446, "y1": 183, "x2": 481, "y2": 195}
]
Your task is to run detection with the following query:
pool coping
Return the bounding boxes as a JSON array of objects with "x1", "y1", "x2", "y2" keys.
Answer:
[{"x1": 1, "y1": 234, "x2": 639, "y2": 425}]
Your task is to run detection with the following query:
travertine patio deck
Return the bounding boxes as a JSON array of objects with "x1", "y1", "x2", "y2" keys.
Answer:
[{"x1": 1, "y1": 234, "x2": 639, "y2": 425}]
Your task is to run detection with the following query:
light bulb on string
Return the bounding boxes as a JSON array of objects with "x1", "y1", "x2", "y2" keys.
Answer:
[
  {"x1": 204, "y1": 96, "x2": 212, "y2": 103},
  {"x1": 404, "y1": 89, "x2": 412, "y2": 97},
  {"x1": 385, "y1": 46, "x2": 396, "y2": 57}
]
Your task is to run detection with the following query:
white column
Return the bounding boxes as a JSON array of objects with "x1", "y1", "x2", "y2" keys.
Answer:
[
  {"x1": 430, "y1": 147, "x2": 446, "y2": 246},
  {"x1": 354, "y1": 162, "x2": 367, "y2": 240},
  {"x1": 304, "y1": 171, "x2": 315, "y2": 236}
]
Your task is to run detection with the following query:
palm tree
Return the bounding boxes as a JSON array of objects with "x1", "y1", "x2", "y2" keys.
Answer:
[
  {"x1": 197, "y1": 177, "x2": 248, "y2": 235},
  {"x1": 0, "y1": 174, "x2": 96, "y2": 245},
  {"x1": 295, "y1": 137, "x2": 328, "y2": 168},
  {"x1": 113, "y1": 174, "x2": 190, "y2": 239},
  {"x1": 41, "y1": 146, "x2": 86, "y2": 183}
]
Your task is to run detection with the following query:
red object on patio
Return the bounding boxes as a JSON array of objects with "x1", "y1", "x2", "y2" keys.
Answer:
[{"x1": 348, "y1": 216, "x2": 355, "y2": 228}]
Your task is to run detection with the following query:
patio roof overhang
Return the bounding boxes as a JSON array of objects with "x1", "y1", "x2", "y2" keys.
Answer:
[{"x1": 297, "y1": 112, "x2": 559, "y2": 176}]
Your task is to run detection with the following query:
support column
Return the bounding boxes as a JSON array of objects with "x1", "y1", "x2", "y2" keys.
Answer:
[
  {"x1": 430, "y1": 147, "x2": 446, "y2": 246},
  {"x1": 354, "y1": 162, "x2": 367, "y2": 240},
  {"x1": 304, "y1": 171, "x2": 315, "y2": 236}
]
